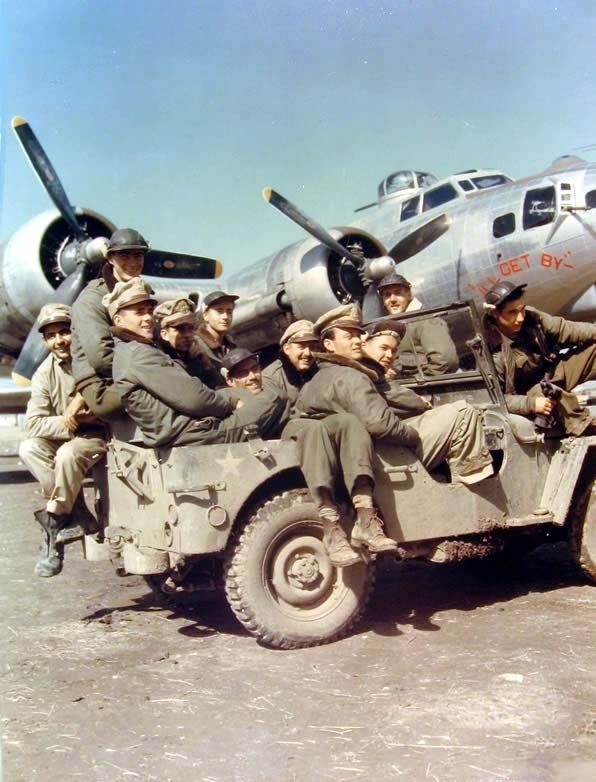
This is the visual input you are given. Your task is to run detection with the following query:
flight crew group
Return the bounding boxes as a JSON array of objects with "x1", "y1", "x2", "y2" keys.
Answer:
[{"x1": 20, "y1": 228, "x2": 596, "y2": 577}]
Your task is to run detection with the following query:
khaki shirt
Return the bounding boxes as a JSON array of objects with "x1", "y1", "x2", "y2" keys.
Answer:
[{"x1": 24, "y1": 353, "x2": 75, "y2": 440}]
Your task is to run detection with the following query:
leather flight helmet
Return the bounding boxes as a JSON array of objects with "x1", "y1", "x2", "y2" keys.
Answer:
[
  {"x1": 107, "y1": 228, "x2": 149, "y2": 254},
  {"x1": 484, "y1": 281, "x2": 527, "y2": 309}
]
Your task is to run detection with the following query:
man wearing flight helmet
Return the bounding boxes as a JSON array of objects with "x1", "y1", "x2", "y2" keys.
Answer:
[
  {"x1": 483, "y1": 280, "x2": 595, "y2": 435},
  {"x1": 70, "y1": 228, "x2": 150, "y2": 419}
]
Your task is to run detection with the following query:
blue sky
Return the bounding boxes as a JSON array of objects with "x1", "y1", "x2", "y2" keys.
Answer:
[{"x1": 1, "y1": 0, "x2": 595, "y2": 276}]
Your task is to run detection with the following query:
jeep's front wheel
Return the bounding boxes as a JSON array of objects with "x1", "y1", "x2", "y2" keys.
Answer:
[
  {"x1": 224, "y1": 489, "x2": 375, "y2": 649},
  {"x1": 569, "y1": 477, "x2": 596, "y2": 583}
]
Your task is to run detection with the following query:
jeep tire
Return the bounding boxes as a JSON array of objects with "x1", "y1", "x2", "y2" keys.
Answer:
[{"x1": 224, "y1": 489, "x2": 375, "y2": 649}]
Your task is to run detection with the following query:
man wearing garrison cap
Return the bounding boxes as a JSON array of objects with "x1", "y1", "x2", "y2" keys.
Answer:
[
  {"x1": 482, "y1": 280, "x2": 595, "y2": 435},
  {"x1": 261, "y1": 320, "x2": 320, "y2": 411},
  {"x1": 107, "y1": 280, "x2": 284, "y2": 448},
  {"x1": 377, "y1": 270, "x2": 458, "y2": 376},
  {"x1": 19, "y1": 303, "x2": 107, "y2": 578}
]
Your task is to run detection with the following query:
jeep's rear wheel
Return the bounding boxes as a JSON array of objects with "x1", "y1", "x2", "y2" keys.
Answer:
[
  {"x1": 569, "y1": 477, "x2": 596, "y2": 583},
  {"x1": 224, "y1": 489, "x2": 375, "y2": 649}
]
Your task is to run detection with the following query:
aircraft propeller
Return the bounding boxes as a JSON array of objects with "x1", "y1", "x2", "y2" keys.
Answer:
[
  {"x1": 387, "y1": 213, "x2": 452, "y2": 263},
  {"x1": 263, "y1": 187, "x2": 394, "y2": 283},
  {"x1": 10, "y1": 116, "x2": 223, "y2": 384}
]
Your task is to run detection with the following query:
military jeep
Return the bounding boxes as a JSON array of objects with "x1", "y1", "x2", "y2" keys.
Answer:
[{"x1": 79, "y1": 302, "x2": 594, "y2": 649}]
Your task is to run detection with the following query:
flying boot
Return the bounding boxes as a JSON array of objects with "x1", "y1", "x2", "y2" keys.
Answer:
[
  {"x1": 351, "y1": 508, "x2": 399, "y2": 554},
  {"x1": 33, "y1": 509, "x2": 70, "y2": 577}
]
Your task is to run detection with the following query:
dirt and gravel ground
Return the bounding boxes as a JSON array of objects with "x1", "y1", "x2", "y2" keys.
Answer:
[{"x1": 0, "y1": 457, "x2": 595, "y2": 782}]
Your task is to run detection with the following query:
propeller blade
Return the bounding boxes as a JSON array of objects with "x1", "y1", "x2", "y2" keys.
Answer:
[
  {"x1": 388, "y1": 213, "x2": 451, "y2": 263},
  {"x1": 263, "y1": 187, "x2": 366, "y2": 267},
  {"x1": 143, "y1": 250, "x2": 222, "y2": 279},
  {"x1": 11, "y1": 116, "x2": 86, "y2": 241},
  {"x1": 12, "y1": 266, "x2": 87, "y2": 385}
]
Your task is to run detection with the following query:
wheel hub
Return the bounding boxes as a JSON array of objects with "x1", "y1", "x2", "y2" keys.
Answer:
[{"x1": 287, "y1": 553, "x2": 320, "y2": 588}]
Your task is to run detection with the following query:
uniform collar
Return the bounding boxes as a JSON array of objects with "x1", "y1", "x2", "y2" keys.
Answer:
[{"x1": 314, "y1": 351, "x2": 380, "y2": 381}]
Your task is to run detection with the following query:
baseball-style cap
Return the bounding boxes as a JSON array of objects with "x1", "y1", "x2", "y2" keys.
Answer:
[
  {"x1": 202, "y1": 290, "x2": 239, "y2": 310},
  {"x1": 102, "y1": 278, "x2": 156, "y2": 319},
  {"x1": 37, "y1": 303, "x2": 72, "y2": 332},
  {"x1": 221, "y1": 347, "x2": 259, "y2": 376},
  {"x1": 484, "y1": 281, "x2": 527, "y2": 309},
  {"x1": 280, "y1": 320, "x2": 319, "y2": 347},
  {"x1": 313, "y1": 304, "x2": 365, "y2": 338},
  {"x1": 377, "y1": 271, "x2": 411, "y2": 291},
  {"x1": 153, "y1": 297, "x2": 196, "y2": 327}
]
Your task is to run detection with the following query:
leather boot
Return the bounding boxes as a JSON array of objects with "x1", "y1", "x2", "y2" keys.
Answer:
[
  {"x1": 57, "y1": 492, "x2": 98, "y2": 543},
  {"x1": 351, "y1": 508, "x2": 399, "y2": 554},
  {"x1": 33, "y1": 509, "x2": 70, "y2": 577},
  {"x1": 322, "y1": 519, "x2": 362, "y2": 568}
]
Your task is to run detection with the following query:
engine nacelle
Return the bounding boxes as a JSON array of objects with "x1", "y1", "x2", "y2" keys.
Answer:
[
  {"x1": 0, "y1": 208, "x2": 115, "y2": 356},
  {"x1": 228, "y1": 227, "x2": 386, "y2": 351}
]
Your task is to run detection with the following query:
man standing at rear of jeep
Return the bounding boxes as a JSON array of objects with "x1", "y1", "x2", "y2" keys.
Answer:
[
  {"x1": 483, "y1": 281, "x2": 595, "y2": 435},
  {"x1": 19, "y1": 304, "x2": 107, "y2": 578},
  {"x1": 107, "y1": 279, "x2": 284, "y2": 447}
]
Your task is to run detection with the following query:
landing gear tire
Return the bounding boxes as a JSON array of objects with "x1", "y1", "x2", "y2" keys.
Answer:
[
  {"x1": 569, "y1": 477, "x2": 596, "y2": 583},
  {"x1": 224, "y1": 489, "x2": 375, "y2": 649}
]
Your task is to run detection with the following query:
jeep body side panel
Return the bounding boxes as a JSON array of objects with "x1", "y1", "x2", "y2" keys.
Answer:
[{"x1": 105, "y1": 438, "x2": 301, "y2": 555}]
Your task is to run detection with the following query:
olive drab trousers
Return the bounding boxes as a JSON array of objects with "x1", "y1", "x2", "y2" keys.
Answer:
[
  {"x1": 528, "y1": 343, "x2": 596, "y2": 435},
  {"x1": 19, "y1": 435, "x2": 107, "y2": 516},
  {"x1": 282, "y1": 413, "x2": 375, "y2": 504},
  {"x1": 406, "y1": 400, "x2": 493, "y2": 484}
]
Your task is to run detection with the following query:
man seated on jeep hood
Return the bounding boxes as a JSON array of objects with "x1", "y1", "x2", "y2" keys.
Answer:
[
  {"x1": 107, "y1": 279, "x2": 284, "y2": 447},
  {"x1": 483, "y1": 281, "x2": 595, "y2": 436}
]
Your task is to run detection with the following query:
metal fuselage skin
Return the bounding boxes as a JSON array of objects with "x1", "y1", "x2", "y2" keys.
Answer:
[{"x1": 352, "y1": 160, "x2": 596, "y2": 321}]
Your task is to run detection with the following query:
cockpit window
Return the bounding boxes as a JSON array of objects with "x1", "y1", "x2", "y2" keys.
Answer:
[
  {"x1": 423, "y1": 183, "x2": 458, "y2": 212},
  {"x1": 585, "y1": 189, "x2": 596, "y2": 208},
  {"x1": 417, "y1": 172, "x2": 438, "y2": 188},
  {"x1": 493, "y1": 213, "x2": 516, "y2": 238},
  {"x1": 400, "y1": 195, "x2": 420, "y2": 222},
  {"x1": 471, "y1": 174, "x2": 511, "y2": 189},
  {"x1": 523, "y1": 186, "x2": 556, "y2": 230},
  {"x1": 458, "y1": 180, "x2": 475, "y2": 192}
]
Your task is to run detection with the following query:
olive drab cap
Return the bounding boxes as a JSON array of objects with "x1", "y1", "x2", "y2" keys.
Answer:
[
  {"x1": 37, "y1": 303, "x2": 72, "y2": 332},
  {"x1": 377, "y1": 271, "x2": 411, "y2": 291},
  {"x1": 280, "y1": 320, "x2": 319, "y2": 346},
  {"x1": 106, "y1": 228, "x2": 150, "y2": 254},
  {"x1": 102, "y1": 278, "x2": 156, "y2": 319},
  {"x1": 484, "y1": 281, "x2": 527, "y2": 309},
  {"x1": 153, "y1": 297, "x2": 196, "y2": 327},
  {"x1": 202, "y1": 290, "x2": 239, "y2": 310},
  {"x1": 220, "y1": 348, "x2": 259, "y2": 379},
  {"x1": 313, "y1": 304, "x2": 365, "y2": 338},
  {"x1": 365, "y1": 319, "x2": 407, "y2": 340}
]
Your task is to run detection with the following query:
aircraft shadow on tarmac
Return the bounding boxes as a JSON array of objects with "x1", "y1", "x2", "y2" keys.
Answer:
[{"x1": 83, "y1": 542, "x2": 585, "y2": 646}]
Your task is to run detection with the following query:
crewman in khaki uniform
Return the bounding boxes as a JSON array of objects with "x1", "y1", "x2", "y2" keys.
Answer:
[
  {"x1": 377, "y1": 271, "x2": 458, "y2": 376},
  {"x1": 19, "y1": 304, "x2": 107, "y2": 577},
  {"x1": 361, "y1": 320, "x2": 494, "y2": 484},
  {"x1": 108, "y1": 279, "x2": 284, "y2": 447},
  {"x1": 483, "y1": 280, "x2": 595, "y2": 435},
  {"x1": 194, "y1": 290, "x2": 239, "y2": 386}
]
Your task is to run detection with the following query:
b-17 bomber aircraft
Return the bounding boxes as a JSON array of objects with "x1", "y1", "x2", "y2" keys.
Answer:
[{"x1": 0, "y1": 116, "x2": 594, "y2": 399}]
